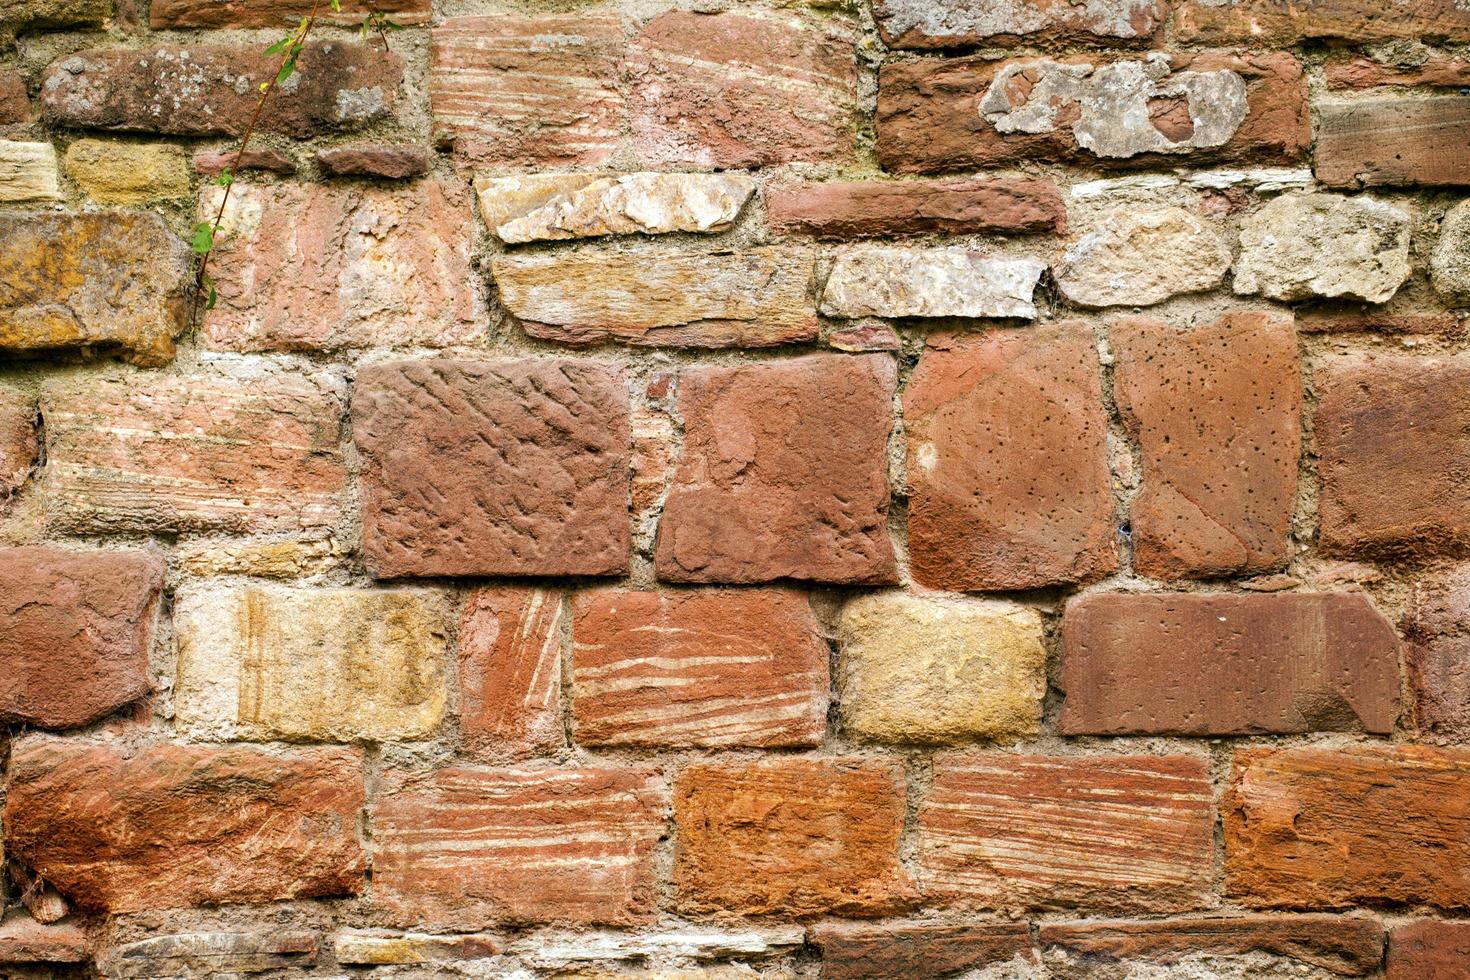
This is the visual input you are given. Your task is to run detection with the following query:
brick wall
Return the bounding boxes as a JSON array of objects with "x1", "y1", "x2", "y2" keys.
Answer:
[{"x1": 1, "y1": 0, "x2": 1468, "y2": 976}]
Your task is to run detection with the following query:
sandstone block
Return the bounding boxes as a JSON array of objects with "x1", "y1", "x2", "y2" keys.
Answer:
[
  {"x1": 517, "y1": 928, "x2": 803, "y2": 967},
  {"x1": 353, "y1": 358, "x2": 630, "y2": 579},
  {"x1": 873, "y1": 0, "x2": 1165, "y2": 48},
  {"x1": 811, "y1": 922, "x2": 1034, "y2": 979},
  {"x1": 0, "y1": 211, "x2": 189, "y2": 365},
  {"x1": 1431, "y1": 200, "x2": 1470, "y2": 304},
  {"x1": 62, "y1": 139, "x2": 188, "y2": 204},
  {"x1": 903, "y1": 326, "x2": 1116, "y2": 591},
  {"x1": 0, "y1": 386, "x2": 36, "y2": 504},
  {"x1": 43, "y1": 368, "x2": 346, "y2": 534},
  {"x1": 766, "y1": 177, "x2": 1066, "y2": 238},
  {"x1": 193, "y1": 147, "x2": 294, "y2": 175},
  {"x1": 654, "y1": 354, "x2": 898, "y2": 585},
  {"x1": 837, "y1": 592, "x2": 1045, "y2": 744},
  {"x1": 1176, "y1": 0, "x2": 1470, "y2": 45},
  {"x1": 0, "y1": 141, "x2": 60, "y2": 202},
  {"x1": 103, "y1": 932, "x2": 317, "y2": 978},
  {"x1": 1, "y1": 0, "x2": 107, "y2": 33},
  {"x1": 919, "y1": 754, "x2": 1214, "y2": 912},
  {"x1": 1326, "y1": 56, "x2": 1470, "y2": 90},
  {"x1": 1317, "y1": 96, "x2": 1470, "y2": 189},
  {"x1": 0, "y1": 546, "x2": 163, "y2": 729},
  {"x1": 820, "y1": 248, "x2": 1046, "y2": 319},
  {"x1": 674, "y1": 758, "x2": 916, "y2": 918},
  {"x1": 0, "y1": 918, "x2": 90, "y2": 964},
  {"x1": 152, "y1": 0, "x2": 426, "y2": 28},
  {"x1": 571, "y1": 589, "x2": 829, "y2": 748},
  {"x1": 1234, "y1": 193, "x2": 1411, "y2": 302},
  {"x1": 492, "y1": 249, "x2": 815, "y2": 347},
  {"x1": 0, "y1": 72, "x2": 29, "y2": 123},
  {"x1": 458, "y1": 587, "x2": 565, "y2": 760},
  {"x1": 1388, "y1": 921, "x2": 1470, "y2": 980},
  {"x1": 1055, "y1": 207, "x2": 1230, "y2": 308},
  {"x1": 174, "y1": 538, "x2": 343, "y2": 579},
  {"x1": 334, "y1": 930, "x2": 502, "y2": 966},
  {"x1": 315, "y1": 142, "x2": 431, "y2": 179},
  {"x1": 1405, "y1": 567, "x2": 1470, "y2": 740},
  {"x1": 480, "y1": 173, "x2": 754, "y2": 244},
  {"x1": 3, "y1": 737, "x2": 366, "y2": 913}
]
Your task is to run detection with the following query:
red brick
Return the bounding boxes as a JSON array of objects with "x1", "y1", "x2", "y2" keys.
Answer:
[
  {"x1": 1325, "y1": 56, "x2": 1470, "y2": 90},
  {"x1": 1316, "y1": 97, "x2": 1470, "y2": 188},
  {"x1": 877, "y1": 51, "x2": 1308, "y2": 174},
  {"x1": 2, "y1": 737, "x2": 365, "y2": 914},
  {"x1": 1316, "y1": 355, "x2": 1470, "y2": 558},
  {"x1": 655, "y1": 354, "x2": 897, "y2": 585},
  {"x1": 0, "y1": 71, "x2": 29, "y2": 124},
  {"x1": 628, "y1": 11, "x2": 857, "y2": 168},
  {"x1": 1388, "y1": 921, "x2": 1470, "y2": 980},
  {"x1": 193, "y1": 147, "x2": 295, "y2": 176},
  {"x1": 372, "y1": 767, "x2": 667, "y2": 928},
  {"x1": 1405, "y1": 567, "x2": 1470, "y2": 740},
  {"x1": 151, "y1": 0, "x2": 427, "y2": 28},
  {"x1": 810, "y1": 921, "x2": 1034, "y2": 979},
  {"x1": 873, "y1": 0, "x2": 1164, "y2": 48},
  {"x1": 1061, "y1": 593, "x2": 1401, "y2": 736},
  {"x1": 765, "y1": 177, "x2": 1065, "y2": 239},
  {"x1": 1225, "y1": 745, "x2": 1470, "y2": 909},
  {"x1": 918, "y1": 754, "x2": 1214, "y2": 912},
  {"x1": 0, "y1": 546, "x2": 163, "y2": 729},
  {"x1": 43, "y1": 369, "x2": 345, "y2": 535},
  {"x1": 353, "y1": 358, "x2": 630, "y2": 579},
  {"x1": 0, "y1": 917, "x2": 90, "y2": 964},
  {"x1": 1176, "y1": 0, "x2": 1470, "y2": 44},
  {"x1": 1040, "y1": 916, "x2": 1385, "y2": 976},
  {"x1": 571, "y1": 589, "x2": 828, "y2": 748},
  {"x1": 903, "y1": 326, "x2": 1116, "y2": 592},
  {"x1": 1112, "y1": 313, "x2": 1301, "y2": 579},
  {"x1": 458, "y1": 587, "x2": 565, "y2": 760},
  {"x1": 201, "y1": 180, "x2": 485, "y2": 352},
  {"x1": 315, "y1": 143, "x2": 431, "y2": 179},
  {"x1": 1298, "y1": 311, "x2": 1464, "y2": 336},
  {"x1": 430, "y1": 14, "x2": 623, "y2": 166},
  {"x1": 42, "y1": 43, "x2": 401, "y2": 138},
  {"x1": 0, "y1": 385, "x2": 35, "y2": 504},
  {"x1": 675, "y1": 758, "x2": 916, "y2": 918}
]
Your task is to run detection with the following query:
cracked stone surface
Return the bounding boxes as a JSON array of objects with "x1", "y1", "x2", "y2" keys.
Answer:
[
  {"x1": 820, "y1": 247, "x2": 1046, "y2": 319},
  {"x1": 1055, "y1": 206, "x2": 1232, "y2": 308},
  {"x1": 1234, "y1": 193, "x2": 1411, "y2": 302},
  {"x1": 479, "y1": 172, "x2": 755, "y2": 243},
  {"x1": 873, "y1": 0, "x2": 1166, "y2": 48},
  {"x1": 1431, "y1": 199, "x2": 1470, "y2": 305}
]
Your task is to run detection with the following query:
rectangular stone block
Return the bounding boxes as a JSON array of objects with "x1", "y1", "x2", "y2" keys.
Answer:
[
  {"x1": 1388, "y1": 921, "x2": 1470, "y2": 980},
  {"x1": 334, "y1": 930, "x2": 502, "y2": 966},
  {"x1": 0, "y1": 918, "x2": 90, "y2": 964},
  {"x1": 919, "y1": 754, "x2": 1214, "y2": 912},
  {"x1": 0, "y1": 141, "x2": 60, "y2": 202},
  {"x1": 1404, "y1": 567, "x2": 1470, "y2": 740},
  {"x1": 874, "y1": 0, "x2": 1164, "y2": 48},
  {"x1": 43, "y1": 368, "x2": 346, "y2": 535},
  {"x1": 1, "y1": 0, "x2": 108, "y2": 33},
  {"x1": 0, "y1": 71, "x2": 28, "y2": 123},
  {"x1": 1316, "y1": 97, "x2": 1470, "y2": 188},
  {"x1": 103, "y1": 932, "x2": 317, "y2": 978},
  {"x1": 516, "y1": 928, "x2": 803, "y2": 967},
  {"x1": 1325, "y1": 56, "x2": 1470, "y2": 90},
  {"x1": 820, "y1": 248, "x2": 1046, "y2": 319},
  {"x1": 458, "y1": 587, "x2": 565, "y2": 760},
  {"x1": 766, "y1": 177, "x2": 1065, "y2": 238},
  {"x1": 0, "y1": 384, "x2": 35, "y2": 504},
  {"x1": 151, "y1": 0, "x2": 427, "y2": 27},
  {"x1": 811, "y1": 922, "x2": 1035, "y2": 979},
  {"x1": 1175, "y1": 0, "x2": 1470, "y2": 44},
  {"x1": 571, "y1": 589, "x2": 829, "y2": 748},
  {"x1": 64, "y1": 139, "x2": 188, "y2": 205}
]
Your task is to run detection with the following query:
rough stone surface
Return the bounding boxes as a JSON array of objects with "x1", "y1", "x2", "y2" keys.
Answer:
[
  {"x1": 1176, "y1": 0, "x2": 1470, "y2": 45},
  {"x1": 1326, "y1": 56, "x2": 1470, "y2": 90},
  {"x1": 1111, "y1": 312, "x2": 1301, "y2": 579},
  {"x1": 42, "y1": 43, "x2": 401, "y2": 137},
  {"x1": 481, "y1": 173, "x2": 754, "y2": 244},
  {"x1": 628, "y1": 11, "x2": 858, "y2": 168},
  {"x1": 1054, "y1": 208, "x2": 1230, "y2": 308},
  {"x1": 0, "y1": 140, "x2": 60, "y2": 202},
  {"x1": 1060, "y1": 592, "x2": 1403, "y2": 735},
  {"x1": 0, "y1": 546, "x2": 164, "y2": 729},
  {"x1": 1431, "y1": 200, "x2": 1470, "y2": 304},
  {"x1": 0, "y1": 385, "x2": 36, "y2": 504},
  {"x1": 492, "y1": 249, "x2": 815, "y2": 348},
  {"x1": 919, "y1": 754, "x2": 1214, "y2": 912},
  {"x1": 820, "y1": 248, "x2": 1046, "y2": 319},
  {"x1": 458, "y1": 587, "x2": 566, "y2": 760},
  {"x1": 903, "y1": 325, "x2": 1117, "y2": 592},
  {"x1": 353, "y1": 358, "x2": 630, "y2": 579},
  {"x1": 202, "y1": 180, "x2": 486, "y2": 352},
  {"x1": 316, "y1": 143, "x2": 431, "y2": 179},
  {"x1": 43, "y1": 369, "x2": 346, "y2": 535},
  {"x1": 0, "y1": 917, "x2": 90, "y2": 964},
  {"x1": 674, "y1": 758, "x2": 916, "y2": 918},
  {"x1": 2, "y1": 737, "x2": 366, "y2": 914},
  {"x1": 150, "y1": 0, "x2": 427, "y2": 27},
  {"x1": 334, "y1": 930, "x2": 502, "y2": 966},
  {"x1": 1404, "y1": 567, "x2": 1470, "y2": 740},
  {"x1": 103, "y1": 932, "x2": 317, "y2": 977},
  {"x1": 174, "y1": 539, "x2": 343, "y2": 579},
  {"x1": 571, "y1": 589, "x2": 829, "y2": 748},
  {"x1": 516, "y1": 929, "x2": 804, "y2": 967},
  {"x1": 1225, "y1": 745, "x2": 1470, "y2": 909},
  {"x1": 1316, "y1": 96, "x2": 1470, "y2": 189},
  {"x1": 174, "y1": 586, "x2": 450, "y2": 743},
  {"x1": 193, "y1": 147, "x2": 294, "y2": 175},
  {"x1": 1388, "y1": 921, "x2": 1470, "y2": 980},
  {"x1": 654, "y1": 354, "x2": 898, "y2": 585},
  {"x1": 1316, "y1": 355, "x2": 1470, "y2": 558},
  {"x1": 0, "y1": 211, "x2": 189, "y2": 365},
  {"x1": 873, "y1": 0, "x2": 1165, "y2": 48},
  {"x1": 62, "y1": 139, "x2": 189, "y2": 204},
  {"x1": 811, "y1": 922, "x2": 1035, "y2": 979},
  {"x1": 0, "y1": 72, "x2": 30, "y2": 122},
  {"x1": 1, "y1": 0, "x2": 108, "y2": 33},
  {"x1": 431, "y1": 14, "x2": 624, "y2": 166},
  {"x1": 372, "y1": 767, "x2": 667, "y2": 928},
  {"x1": 877, "y1": 51, "x2": 1309, "y2": 173},
  {"x1": 1234, "y1": 193, "x2": 1411, "y2": 302},
  {"x1": 766, "y1": 177, "x2": 1066, "y2": 238},
  {"x1": 837, "y1": 592, "x2": 1046, "y2": 744}
]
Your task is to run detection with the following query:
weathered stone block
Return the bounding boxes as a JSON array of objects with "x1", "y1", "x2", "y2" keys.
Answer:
[
  {"x1": 1388, "y1": 921, "x2": 1470, "y2": 980},
  {"x1": 0, "y1": 141, "x2": 60, "y2": 202},
  {"x1": 766, "y1": 177, "x2": 1066, "y2": 238},
  {"x1": 334, "y1": 930, "x2": 502, "y2": 966},
  {"x1": 458, "y1": 587, "x2": 565, "y2": 760},
  {"x1": 1176, "y1": 0, "x2": 1470, "y2": 45},
  {"x1": 820, "y1": 248, "x2": 1046, "y2": 319},
  {"x1": 1234, "y1": 193, "x2": 1411, "y2": 302},
  {"x1": 478, "y1": 173, "x2": 754, "y2": 243},
  {"x1": 151, "y1": 0, "x2": 427, "y2": 28},
  {"x1": 1, "y1": 0, "x2": 108, "y2": 34},
  {"x1": 1431, "y1": 199, "x2": 1470, "y2": 304},
  {"x1": 1404, "y1": 567, "x2": 1470, "y2": 741},
  {"x1": 1055, "y1": 207, "x2": 1230, "y2": 308},
  {"x1": 873, "y1": 0, "x2": 1165, "y2": 48},
  {"x1": 314, "y1": 142, "x2": 431, "y2": 179},
  {"x1": 102, "y1": 932, "x2": 317, "y2": 978},
  {"x1": 0, "y1": 385, "x2": 36, "y2": 505},
  {"x1": 62, "y1": 139, "x2": 189, "y2": 204},
  {"x1": 0, "y1": 918, "x2": 90, "y2": 964}
]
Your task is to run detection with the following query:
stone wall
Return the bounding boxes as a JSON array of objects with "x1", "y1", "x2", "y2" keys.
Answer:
[{"x1": 1, "y1": 0, "x2": 1469, "y2": 976}]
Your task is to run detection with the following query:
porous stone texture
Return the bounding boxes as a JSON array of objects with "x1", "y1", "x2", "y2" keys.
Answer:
[
  {"x1": 1388, "y1": 921, "x2": 1470, "y2": 980},
  {"x1": 0, "y1": 211, "x2": 189, "y2": 365},
  {"x1": 1176, "y1": 0, "x2": 1470, "y2": 45},
  {"x1": 1431, "y1": 200, "x2": 1470, "y2": 304},
  {"x1": 1325, "y1": 55, "x2": 1470, "y2": 90},
  {"x1": 1233, "y1": 193, "x2": 1412, "y2": 302},
  {"x1": 1315, "y1": 355, "x2": 1470, "y2": 558},
  {"x1": 202, "y1": 180, "x2": 486, "y2": 352},
  {"x1": 0, "y1": 546, "x2": 164, "y2": 729},
  {"x1": 1315, "y1": 96, "x2": 1470, "y2": 188},
  {"x1": 174, "y1": 586, "x2": 450, "y2": 743},
  {"x1": 837, "y1": 592, "x2": 1046, "y2": 744},
  {"x1": 1225, "y1": 745, "x2": 1470, "y2": 908},
  {"x1": 918, "y1": 754, "x2": 1215, "y2": 912},
  {"x1": 102, "y1": 932, "x2": 318, "y2": 977},
  {"x1": 654, "y1": 354, "x2": 898, "y2": 585},
  {"x1": 0, "y1": 917, "x2": 90, "y2": 964},
  {"x1": 819, "y1": 248, "x2": 1046, "y2": 319},
  {"x1": 480, "y1": 173, "x2": 754, "y2": 244},
  {"x1": 334, "y1": 930, "x2": 503, "y2": 966},
  {"x1": 766, "y1": 177, "x2": 1066, "y2": 238},
  {"x1": 43, "y1": 369, "x2": 346, "y2": 535},
  {"x1": 0, "y1": 385, "x2": 36, "y2": 504},
  {"x1": 371, "y1": 767, "x2": 667, "y2": 928},
  {"x1": 1060, "y1": 592, "x2": 1402, "y2": 735},
  {"x1": 1, "y1": 0, "x2": 108, "y2": 33},
  {"x1": 150, "y1": 0, "x2": 427, "y2": 27},
  {"x1": 1404, "y1": 567, "x2": 1470, "y2": 741},
  {"x1": 873, "y1": 0, "x2": 1165, "y2": 48},
  {"x1": 516, "y1": 928, "x2": 804, "y2": 967},
  {"x1": 492, "y1": 249, "x2": 815, "y2": 347},
  {"x1": 0, "y1": 72, "x2": 30, "y2": 122},
  {"x1": 315, "y1": 142, "x2": 431, "y2": 178},
  {"x1": 42, "y1": 43, "x2": 401, "y2": 137},
  {"x1": 903, "y1": 325, "x2": 1117, "y2": 591},
  {"x1": 458, "y1": 587, "x2": 566, "y2": 760},
  {"x1": 674, "y1": 758, "x2": 916, "y2": 918},
  {"x1": 571, "y1": 589, "x2": 829, "y2": 748},
  {"x1": 1054, "y1": 207, "x2": 1231, "y2": 308},
  {"x1": 353, "y1": 358, "x2": 630, "y2": 579},
  {"x1": 810, "y1": 922, "x2": 1035, "y2": 979},
  {"x1": 2, "y1": 737, "x2": 366, "y2": 914},
  {"x1": 62, "y1": 139, "x2": 189, "y2": 203},
  {"x1": 0, "y1": 140, "x2": 60, "y2": 201},
  {"x1": 1111, "y1": 312, "x2": 1301, "y2": 579}
]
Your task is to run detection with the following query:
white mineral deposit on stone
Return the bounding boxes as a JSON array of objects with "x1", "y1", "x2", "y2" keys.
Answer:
[
  {"x1": 820, "y1": 247, "x2": 1046, "y2": 319},
  {"x1": 878, "y1": 0, "x2": 1160, "y2": 39},
  {"x1": 1070, "y1": 173, "x2": 1181, "y2": 199},
  {"x1": 490, "y1": 172, "x2": 755, "y2": 243},
  {"x1": 517, "y1": 927, "x2": 805, "y2": 964},
  {"x1": 1183, "y1": 167, "x2": 1315, "y2": 192},
  {"x1": 1234, "y1": 192, "x2": 1412, "y2": 303}
]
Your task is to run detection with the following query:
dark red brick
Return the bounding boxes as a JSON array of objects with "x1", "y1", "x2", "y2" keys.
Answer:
[
  {"x1": 766, "y1": 177, "x2": 1065, "y2": 239},
  {"x1": 811, "y1": 921, "x2": 1034, "y2": 979},
  {"x1": 1388, "y1": 921, "x2": 1470, "y2": 980}
]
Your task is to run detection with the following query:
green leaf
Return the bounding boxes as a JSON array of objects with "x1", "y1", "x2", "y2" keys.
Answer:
[
  {"x1": 382, "y1": 16, "x2": 403, "y2": 29},
  {"x1": 277, "y1": 58, "x2": 297, "y2": 83},
  {"x1": 264, "y1": 35, "x2": 292, "y2": 54},
  {"x1": 190, "y1": 222, "x2": 215, "y2": 255},
  {"x1": 330, "y1": 0, "x2": 340, "y2": 10},
  {"x1": 215, "y1": 169, "x2": 233, "y2": 187},
  {"x1": 206, "y1": 283, "x2": 218, "y2": 310}
]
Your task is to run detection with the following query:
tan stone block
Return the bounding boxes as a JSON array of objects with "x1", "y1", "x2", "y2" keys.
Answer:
[
  {"x1": 63, "y1": 139, "x2": 189, "y2": 204},
  {"x1": 477, "y1": 172, "x2": 754, "y2": 243},
  {"x1": 175, "y1": 539, "x2": 345, "y2": 579},
  {"x1": 0, "y1": 141, "x2": 61, "y2": 203}
]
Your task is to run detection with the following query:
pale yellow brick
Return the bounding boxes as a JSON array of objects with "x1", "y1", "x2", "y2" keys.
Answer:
[{"x1": 63, "y1": 139, "x2": 190, "y2": 204}]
